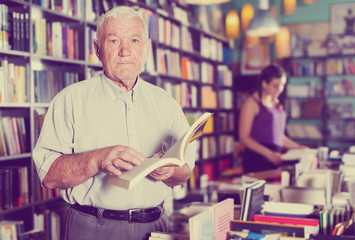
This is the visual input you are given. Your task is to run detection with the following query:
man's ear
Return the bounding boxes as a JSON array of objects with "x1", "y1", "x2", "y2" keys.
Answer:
[{"x1": 93, "y1": 39, "x2": 101, "y2": 60}]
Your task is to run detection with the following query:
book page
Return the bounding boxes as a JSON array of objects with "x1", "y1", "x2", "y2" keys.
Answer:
[
  {"x1": 213, "y1": 198, "x2": 234, "y2": 240},
  {"x1": 108, "y1": 157, "x2": 182, "y2": 189}
]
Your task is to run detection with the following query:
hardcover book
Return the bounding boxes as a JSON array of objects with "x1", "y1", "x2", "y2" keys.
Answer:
[
  {"x1": 230, "y1": 220, "x2": 305, "y2": 238},
  {"x1": 108, "y1": 112, "x2": 213, "y2": 190},
  {"x1": 240, "y1": 180, "x2": 266, "y2": 221}
]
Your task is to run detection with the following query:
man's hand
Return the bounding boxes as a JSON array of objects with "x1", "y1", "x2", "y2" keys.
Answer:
[
  {"x1": 146, "y1": 151, "x2": 175, "y2": 181},
  {"x1": 149, "y1": 166, "x2": 175, "y2": 181},
  {"x1": 95, "y1": 145, "x2": 145, "y2": 176}
]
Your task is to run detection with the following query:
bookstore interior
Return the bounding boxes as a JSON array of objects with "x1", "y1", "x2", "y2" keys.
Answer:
[{"x1": 0, "y1": 0, "x2": 355, "y2": 239}]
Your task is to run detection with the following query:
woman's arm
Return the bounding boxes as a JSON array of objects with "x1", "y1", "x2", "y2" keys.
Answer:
[
  {"x1": 239, "y1": 97, "x2": 282, "y2": 165},
  {"x1": 283, "y1": 135, "x2": 308, "y2": 150}
]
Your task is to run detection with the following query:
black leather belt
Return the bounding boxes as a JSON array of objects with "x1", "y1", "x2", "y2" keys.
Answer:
[{"x1": 71, "y1": 203, "x2": 163, "y2": 223}]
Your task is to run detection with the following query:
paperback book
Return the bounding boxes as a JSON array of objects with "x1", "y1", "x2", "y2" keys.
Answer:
[{"x1": 109, "y1": 112, "x2": 213, "y2": 190}]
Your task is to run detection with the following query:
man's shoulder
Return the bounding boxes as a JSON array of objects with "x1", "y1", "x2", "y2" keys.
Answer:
[
  {"x1": 139, "y1": 78, "x2": 171, "y2": 98},
  {"x1": 64, "y1": 75, "x2": 101, "y2": 91},
  {"x1": 53, "y1": 75, "x2": 101, "y2": 101}
]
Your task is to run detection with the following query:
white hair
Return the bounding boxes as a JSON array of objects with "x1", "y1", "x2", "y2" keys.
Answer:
[{"x1": 96, "y1": 6, "x2": 149, "y2": 46}]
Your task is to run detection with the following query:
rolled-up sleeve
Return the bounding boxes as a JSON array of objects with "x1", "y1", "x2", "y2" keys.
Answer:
[{"x1": 32, "y1": 92, "x2": 74, "y2": 183}]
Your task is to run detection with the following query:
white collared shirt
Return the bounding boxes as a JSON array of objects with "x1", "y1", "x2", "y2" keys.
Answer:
[{"x1": 33, "y1": 72, "x2": 196, "y2": 210}]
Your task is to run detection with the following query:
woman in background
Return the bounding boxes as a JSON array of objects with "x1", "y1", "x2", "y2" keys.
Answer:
[{"x1": 239, "y1": 64, "x2": 306, "y2": 173}]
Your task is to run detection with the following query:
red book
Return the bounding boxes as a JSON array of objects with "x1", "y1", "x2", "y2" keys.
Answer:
[
  {"x1": 344, "y1": 78, "x2": 355, "y2": 96},
  {"x1": 253, "y1": 214, "x2": 319, "y2": 226}
]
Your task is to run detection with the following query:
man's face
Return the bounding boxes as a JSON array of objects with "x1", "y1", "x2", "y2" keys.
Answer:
[{"x1": 94, "y1": 16, "x2": 150, "y2": 85}]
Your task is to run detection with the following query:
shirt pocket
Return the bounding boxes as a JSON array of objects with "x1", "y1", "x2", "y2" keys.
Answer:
[{"x1": 73, "y1": 131, "x2": 122, "y2": 153}]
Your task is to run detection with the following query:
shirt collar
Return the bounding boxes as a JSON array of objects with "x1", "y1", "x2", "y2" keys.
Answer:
[{"x1": 100, "y1": 72, "x2": 140, "y2": 102}]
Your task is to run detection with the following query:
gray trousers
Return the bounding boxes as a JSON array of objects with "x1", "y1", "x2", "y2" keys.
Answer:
[{"x1": 63, "y1": 206, "x2": 170, "y2": 240}]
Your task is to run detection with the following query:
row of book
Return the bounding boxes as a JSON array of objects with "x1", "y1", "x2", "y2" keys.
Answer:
[
  {"x1": 233, "y1": 180, "x2": 355, "y2": 239},
  {"x1": 289, "y1": 60, "x2": 325, "y2": 77},
  {"x1": 156, "y1": 48, "x2": 182, "y2": 78},
  {"x1": 0, "y1": 5, "x2": 30, "y2": 52},
  {"x1": 327, "y1": 120, "x2": 355, "y2": 139},
  {"x1": 328, "y1": 102, "x2": 354, "y2": 118},
  {"x1": 155, "y1": 49, "x2": 229, "y2": 84},
  {"x1": 0, "y1": 60, "x2": 28, "y2": 103},
  {"x1": 319, "y1": 206, "x2": 354, "y2": 235},
  {"x1": 287, "y1": 82, "x2": 321, "y2": 98},
  {"x1": 201, "y1": 136, "x2": 217, "y2": 160},
  {"x1": 286, "y1": 99, "x2": 354, "y2": 120},
  {"x1": 200, "y1": 36, "x2": 224, "y2": 62},
  {"x1": 138, "y1": 5, "x2": 228, "y2": 62},
  {"x1": 201, "y1": 62, "x2": 215, "y2": 84},
  {"x1": 217, "y1": 65, "x2": 233, "y2": 87},
  {"x1": 218, "y1": 89, "x2": 233, "y2": 109},
  {"x1": 0, "y1": 116, "x2": 28, "y2": 157},
  {"x1": 289, "y1": 58, "x2": 355, "y2": 77},
  {"x1": 0, "y1": 6, "x2": 27, "y2": 52},
  {"x1": 162, "y1": 81, "x2": 198, "y2": 108},
  {"x1": 217, "y1": 112, "x2": 234, "y2": 132},
  {"x1": 324, "y1": 78, "x2": 355, "y2": 97},
  {"x1": 134, "y1": 0, "x2": 191, "y2": 26},
  {"x1": 33, "y1": 108, "x2": 46, "y2": 145},
  {"x1": 33, "y1": 19, "x2": 80, "y2": 60},
  {"x1": 34, "y1": 70, "x2": 79, "y2": 103},
  {"x1": 0, "y1": 220, "x2": 27, "y2": 240},
  {"x1": 218, "y1": 135, "x2": 234, "y2": 156},
  {"x1": 0, "y1": 166, "x2": 29, "y2": 210},
  {"x1": 32, "y1": 0, "x2": 85, "y2": 19},
  {"x1": 34, "y1": 210, "x2": 64, "y2": 240},
  {"x1": 286, "y1": 98, "x2": 325, "y2": 119},
  {"x1": 0, "y1": 164, "x2": 61, "y2": 211},
  {"x1": 0, "y1": 210, "x2": 64, "y2": 240},
  {"x1": 162, "y1": 81, "x2": 232, "y2": 109},
  {"x1": 86, "y1": 27, "x2": 100, "y2": 64},
  {"x1": 286, "y1": 123, "x2": 323, "y2": 140},
  {"x1": 326, "y1": 58, "x2": 355, "y2": 76},
  {"x1": 201, "y1": 86, "x2": 217, "y2": 109},
  {"x1": 158, "y1": 16, "x2": 181, "y2": 49},
  {"x1": 86, "y1": 0, "x2": 120, "y2": 22},
  {"x1": 181, "y1": 57, "x2": 200, "y2": 81},
  {"x1": 137, "y1": 8, "x2": 158, "y2": 43},
  {"x1": 137, "y1": 7, "x2": 220, "y2": 60}
]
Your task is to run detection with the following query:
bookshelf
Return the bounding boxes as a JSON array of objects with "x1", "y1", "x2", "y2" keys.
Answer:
[
  {"x1": 0, "y1": 0, "x2": 235, "y2": 237},
  {"x1": 284, "y1": 55, "x2": 355, "y2": 153}
]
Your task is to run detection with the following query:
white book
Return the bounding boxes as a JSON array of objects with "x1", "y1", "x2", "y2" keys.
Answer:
[
  {"x1": 108, "y1": 112, "x2": 213, "y2": 190},
  {"x1": 52, "y1": 22, "x2": 63, "y2": 58}
]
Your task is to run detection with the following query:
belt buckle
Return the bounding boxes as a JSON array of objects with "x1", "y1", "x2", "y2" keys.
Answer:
[{"x1": 128, "y1": 209, "x2": 135, "y2": 223}]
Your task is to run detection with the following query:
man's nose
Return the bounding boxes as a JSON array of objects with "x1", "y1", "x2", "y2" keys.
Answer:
[{"x1": 119, "y1": 40, "x2": 132, "y2": 56}]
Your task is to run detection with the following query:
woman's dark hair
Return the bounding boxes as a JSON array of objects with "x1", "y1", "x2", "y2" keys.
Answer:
[{"x1": 258, "y1": 64, "x2": 286, "y2": 98}]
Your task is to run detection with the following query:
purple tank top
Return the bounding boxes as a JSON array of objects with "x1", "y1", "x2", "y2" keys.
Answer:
[{"x1": 250, "y1": 96, "x2": 287, "y2": 147}]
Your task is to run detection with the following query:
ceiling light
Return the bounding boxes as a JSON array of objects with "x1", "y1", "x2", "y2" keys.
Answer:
[
  {"x1": 241, "y1": 4, "x2": 254, "y2": 31},
  {"x1": 246, "y1": 0, "x2": 280, "y2": 37},
  {"x1": 225, "y1": 10, "x2": 240, "y2": 39}
]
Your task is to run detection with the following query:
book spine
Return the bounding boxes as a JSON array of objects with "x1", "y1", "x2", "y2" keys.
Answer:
[
  {"x1": 24, "y1": 13, "x2": 29, "y2": 52},
  {"x1": 230, "y1": 220, "x2": 305, "y2": 238}
]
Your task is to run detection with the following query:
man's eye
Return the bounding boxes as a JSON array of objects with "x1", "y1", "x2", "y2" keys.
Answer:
[
  {"x1": 132, "y1": 39, "x2": 140, "y2": 43},
  {"x1": 110, "y1": 39, "x2": 118, "y2": 44}
]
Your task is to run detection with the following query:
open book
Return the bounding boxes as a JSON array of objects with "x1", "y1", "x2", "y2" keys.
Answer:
[
  {"x1": 281, "y1": 148, "x2": 318, "y2": 161},
  {"x1": 108, "y1": 112, "x2": 213, "y2": 190}
]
